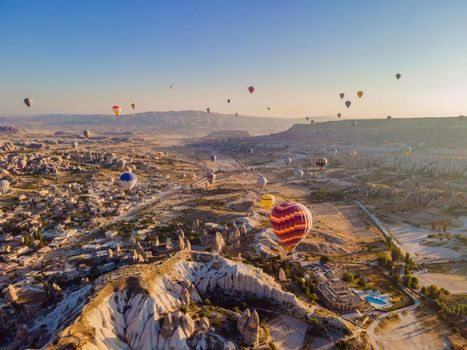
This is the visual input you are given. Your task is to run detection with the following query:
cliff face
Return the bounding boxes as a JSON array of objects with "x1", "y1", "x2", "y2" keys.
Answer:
[{"x1": 50, "y1": 252, "x2": 311, "y2": 350}]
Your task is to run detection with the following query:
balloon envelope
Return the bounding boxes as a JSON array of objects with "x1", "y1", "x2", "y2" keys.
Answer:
[
  {"x1": 248, "y1": 86, "x2": 255, "y2": 94},
  {"x1": 357, "y1": 91, "x2": 364, "y2": 98},
  {"x1": 206, "y1": 172, "x2": 216, "y2": 184},
  {"x1": 284, "y1": 157, "x2": 292, "y2": 166},
  {"x1": 131, "y1": 103, "x2": 136, "y2": 110},
  {"x1": 316, "y1": 157, "x2": 328, "y2": 169},
  {"x1": 83, "y1": 130, "x2": 91, "y2": 139},
  {"x1": 257, "y1": 176, "x2": 267, "y2": 189},
  {"x1": 112, "y1": 106, "x2": 122, "y2": 117},
  {"x1": 210, "y1": 154, "x2": 217, "y2": 162},
  {"x1": 337, "y1": 113, "x2": 342, "y2": 118},
  {"x1": 119, "y1": 172, "x2": 137, "y2": 191},
  {"x1": 294, "y1": 168, "x2": 304, "y2": 178},
  {"x1": 24, "y1": 98, "x2": 33, "y2": 107},
  {"x1": 396, "y1": 73, "x2": 401, "y2": 80},
  {"x1": 339, "y1": 93, "x2": 345, "y2": 99},
  {"x1": 269, "y1": 202, "x2": 312, "y2": 252},
  {"x1": 261, "y1": 194, "x2": 275, "y2": 208},
  {"x1": 345, "y1": 101, "x2": 351, "y2": 108}
]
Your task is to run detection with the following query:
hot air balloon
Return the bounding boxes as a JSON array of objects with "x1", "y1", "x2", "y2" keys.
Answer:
[
  {"x1": 235, "y1": 113, "x2": 239, "y2": 117},
  {"x1": 206, "y1": 172, "x2": 216, "y2": 184},
  {"x1": 284, "y1": 157, "x2": 292, "y2": 166},
  {"x1": 345, "y1": 101, "x2": 351, "y2": 108},
  {"x1": 131, "y1": 103, "x2": 136, "y2": 110},
  {"x1": 306, "y1": 117, "x2": 309, "y2": 121},
  {"x1": 257, "y1": 176, "x2": 267, "y2": 189},
  {"x1": 269, "y1": 202, "x2": 312, "y2": 252},
  {"x1": 310, "y1": 120, "x2": 314, "y2": 124},
  {"x1": 294, "y1": 168, "x2": 304, "y2": 178},
  {"x1": 267, "y1": 107, "x2": 271, "y2": 111},
  {"x1": 0, "y1": 180, "x2": 10, "y2": 194},
  {"x1": 248, "y1": 86, "x2": 255, "y2": 94},
  {"x1": 83, "y1": 130, "x2": 91, "y2": 139},
  {"x1": 357, "y1": 91, "x2": 364, "y2": 98},
  {"x1": 337, "y1": 113, "x2": 342, "y2": 118},
  {"x1": 387, "y1": 115, "x2": 392, "y2": 120},
  {"x1": 72, "y1": 142, "x2": 78, "y2": 149},
  {"x1": 170, "y1": 85, "x2": 174, "y2": 89},
  {"x1": 316, "y1": 157, "x2": 328, "y2": 169},
  {"x1": 206, "y1": 108, "x2": 211, "y2": 114},
  {"x1": 396, "y1": 73, "x2": 401, "y2": 80},
  {"x1": 349, "y1": 150, "x2": 357, "y2": 157},
  {"x1": 210, "y1": 154, "x2": 217, "y2": 162},
  {"x1": 119, "y1": 172, "x2": 137, "y2": 191},
  {"x1": 250, "y1": 148, "x2": 254, "y2": 154},
  {"x1": 330, "y1": 148, "x2": 338, "y2": 155},
  {"x1": 339, "y1": 93, "x2": 345, "y2": 99},
  {"x1": 261, "y1": 194, "x2": 275, "y2": 208},
  {"x1": 17, "y1": 159, "x2": 27, "y2": 170},
  {"x1": 112, "y1": 106, "x2": 122, "y2": 117},
  {"x1": 404, "y1": 146, "x2": 412, "y2": 156},
  {"x1": 24, "y1": 98, "x2": 33, "y2": 107},
  {"x1": 227, "y1": 99, "x2": 231, "y2": 103}
]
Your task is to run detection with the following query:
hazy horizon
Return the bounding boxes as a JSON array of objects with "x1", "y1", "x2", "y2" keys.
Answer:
[
  {"x1": 1, "y1": 109, "x2": 464, "y2": 121},
  {"x1": 1, "y1": 1, "x2": 467, "y2": 118}
]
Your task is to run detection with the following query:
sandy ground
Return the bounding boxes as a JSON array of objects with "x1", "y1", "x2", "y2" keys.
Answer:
[
  {"x1": 374, "y1": 308, "x2": 452, "y2": 350},
  {"x1": 268, "y1": 315, "x2": 308, "y2": 350},
  {"x1": 414, "y1": 271, "x2": 467, "y2": 294},
  {"x1": 388, "y1": 223, "x2": 463, "y2": 262},
  {"x1": 310, "y1": 202, "x2": 380, "y2": 247}
]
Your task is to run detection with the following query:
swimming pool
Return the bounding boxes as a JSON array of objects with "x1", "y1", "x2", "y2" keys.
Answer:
[{"x1": 365, "y1": 296, "x2": 387, "y2": 305}]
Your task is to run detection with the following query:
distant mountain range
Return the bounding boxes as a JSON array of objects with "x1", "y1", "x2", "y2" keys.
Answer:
[
  {"x1": 0, "y1": 111, "x2": 330, "y2": 136},
  {"x1": 206, "y1": 116, "x2": 467, "y2": 151}
]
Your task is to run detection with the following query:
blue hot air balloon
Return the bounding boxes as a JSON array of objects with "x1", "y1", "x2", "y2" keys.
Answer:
[{"x1": 119, "y1": 172, "x2": 137, "y2": 191}]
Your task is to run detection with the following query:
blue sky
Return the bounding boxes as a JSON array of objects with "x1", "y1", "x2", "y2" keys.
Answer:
[{"x1": 1, "y1": 0, "x2": 467, "y2": 118}]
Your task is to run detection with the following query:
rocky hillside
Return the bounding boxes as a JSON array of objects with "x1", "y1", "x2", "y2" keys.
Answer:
[
  {"x1": 0, "y1": 126, "x2": 22, "y2": 134},
  {"x1": 33, "y1": 251, "x2": 320, "y2": 350},
  {"x1": 210, "y1": 117, "x2": 467, "y2": 152}
]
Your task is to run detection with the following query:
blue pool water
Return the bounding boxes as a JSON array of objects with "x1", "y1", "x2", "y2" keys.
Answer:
[{"x1": 365, "y1": 296, "x2": 387, "y2": 305}]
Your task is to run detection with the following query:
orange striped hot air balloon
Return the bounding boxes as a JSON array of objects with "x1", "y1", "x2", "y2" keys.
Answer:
[{"x1": 269, "y1": 202, "x2": 312, "y2": 252}]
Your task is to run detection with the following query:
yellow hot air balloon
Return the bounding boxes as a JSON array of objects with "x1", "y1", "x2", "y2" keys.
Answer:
[
  {"x1": 261, "y1": 194, "x2": 275, "y2": 208},
  {"x1": 404, "y1": 146, "x2": 412, "y2": 156},
  {"x1": 357, "y1": 91, "x2": 364, "y2": 98}
]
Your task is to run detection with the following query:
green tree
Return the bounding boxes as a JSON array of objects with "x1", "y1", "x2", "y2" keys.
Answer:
[
  {"x1": 342, "y1": 272, "x2": 354, "y2": 283},
  {"x1": 405, "y1": 252, "x2": 415, "y2": 272},
  {"x1": 410, "y1": 276, "x2": 419, "y2": 290},
  {"x1": 403, "y1": 274, "x2": 412, "y2": 288}
]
